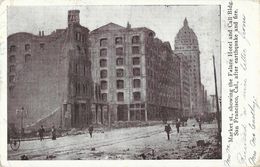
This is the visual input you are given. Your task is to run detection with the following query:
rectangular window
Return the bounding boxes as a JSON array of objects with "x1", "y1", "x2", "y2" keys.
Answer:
[
  {"x1": 116, "y1": 58, "x2": 124, "y2": 66},
  {"x1": 117, "y1": 80, "x2": 124, "y2": 89},
  {"x1": 100, "y1": 59, "x2": 107, "y2": 67},
  {"x1": 133, "y1": 92, "x2": 141, "y2": 101},
  {"x1": 101, "y1": 93, "x2": 107, "y2": 102},
  {"x1": 116, "y1": 47, "x2": 123, "y2": 56},
  {"x1": 117, "y1": 92, "x2": 124, "y2": 102},
  {"x1": 25, "y1": 44, "x2": 30, "y2": 51},
  {"x1": 115, "y1": 37, "x2": 123, "y2": 45},
  {"x1": 116, "y1": 69, "x2": 124, "y2": 77},
  {"x1": 100, "y1": 38, "x2": 108, "y2": 47},
  {"x1": 100, "y1": 49, "x2": 107, "y2": 57},
  {"x1": 100, "y1": 70, "x2": 107, "y2": 78},
  {"x1": 132, "y1": 46, "x2": 140, "y2": 54},
  {"x1": 133, "y1": 79, "x2": 141, "y2": 88},
  {"x1": 132, "y1": 36, "x2": 140, "y2": 44},
  {"x1": 9, "y1": 55, "x2": 16, "y2": 63},
  {"x1": 10, "y1": 45, "x2": 16, "y2": 52},
  {"x1": 9, "y1": 65, "x2": 15, "y2": 73},
  {"x1": 132, "y1": 57, "x2": 140, "y2": 65},
  {"x1": 101, "y1": 81, "x2": 107, "y2": 90},
  {"x1": 133, "y1": 68, "x2": 140, "y2": 76}
]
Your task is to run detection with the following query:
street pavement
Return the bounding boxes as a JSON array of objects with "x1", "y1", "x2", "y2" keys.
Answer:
[{"x1": 8, "y1": 120, "x2": 221, "y2": 160}]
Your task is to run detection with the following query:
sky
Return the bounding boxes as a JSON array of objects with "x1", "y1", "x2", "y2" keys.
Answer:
[{"x1": 7, "y1": 6, "x2": 221, "y2": 96}]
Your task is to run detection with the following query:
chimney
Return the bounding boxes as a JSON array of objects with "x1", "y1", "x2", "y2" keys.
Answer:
[
  {"x1": 68, "y1": 10, "x2": 80, "y2": 26},
  {"x1": 39, "y1": 31, "x2": 41, "y2": 36},
  {"x1": 42, "y1": 31, "x2": 44, "y2": 36},
  {"x1": 127, "y1": 21, "x2": 131, "y2": 29}
]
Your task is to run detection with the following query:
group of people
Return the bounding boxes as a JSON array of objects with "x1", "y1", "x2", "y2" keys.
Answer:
[
  {"x1": 164, "y1": 118, "x2": 203, "y2": 140},
  {"x1": 37, "y1": 125, "x2": 57, "y2": 141},
  {"x1": 37, "y1": 125, "x2": 94, "y2": 141}
]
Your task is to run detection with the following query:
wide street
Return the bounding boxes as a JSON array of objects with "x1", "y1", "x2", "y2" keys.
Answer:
[{"x1": 8, "y1": 120, "x2": 221, "y2": 160}]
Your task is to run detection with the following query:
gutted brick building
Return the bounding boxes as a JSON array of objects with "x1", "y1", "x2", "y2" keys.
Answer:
[
  {"x1": 90, "y1": 23, "x2": 181, "y2": 123},
  {"x1": 7, "y1": 10, "x2": 93, "y2": 129}
]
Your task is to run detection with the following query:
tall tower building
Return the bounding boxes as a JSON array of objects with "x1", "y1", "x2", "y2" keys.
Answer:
[{"x1": 174, "y1": 18, "x2": 202, "y2": 115}]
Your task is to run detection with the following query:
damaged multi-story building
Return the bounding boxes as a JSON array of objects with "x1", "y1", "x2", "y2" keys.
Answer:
[
  {"x1": 90, "y1": 22, "x2": 182, "y2": 123},
  {"x1": 7, "y1": 10, "x2": 93, "y2": 129}
]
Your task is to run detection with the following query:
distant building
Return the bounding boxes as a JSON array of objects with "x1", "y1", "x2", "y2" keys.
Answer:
[
  {"x1": 177, "y1": 53, "x2": 191, "y2": 117},
  {"x1": 90, "y1": 23, "x2": 181, "y2": 123},
  {"x1": 174, "y1": 18, "x2": 202, "y2": 115},
  {"x1": 7, "y1": 10, "x2": 93, "y2": 129}
]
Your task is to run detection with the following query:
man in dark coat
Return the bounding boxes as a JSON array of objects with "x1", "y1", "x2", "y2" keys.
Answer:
[
  {"x1": 88, "y1": 125, "x2": 93, "y2": 138},
  {"x1": 176, "y1": 118, "x2": 181, "y2": 134},
  {"x1": 164, "y1": 124, "x2": 172, "y2": 140},
  {"x1": 51, "y1": 126, "x2": 56, "y2": 140},
  {"x1": 38, "y1": 125, "x2": 45, "y2": 141}
]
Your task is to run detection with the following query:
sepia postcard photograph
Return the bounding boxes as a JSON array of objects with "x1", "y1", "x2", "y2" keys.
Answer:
[
  {"x1": 6, "y1": 5, "x2": 221, "y2": 160},
  {"x1": 0, "y1": 1, "x2": 259, "y2": 167}
]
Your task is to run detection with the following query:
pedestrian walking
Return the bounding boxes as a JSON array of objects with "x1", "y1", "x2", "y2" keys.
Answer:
[
  {"x1": 176, "y1": 118, "x2": 181, "y2": 134},
  {"x1": 88, "y1": 125, "x2": 93, "y2": 138},
  {"x1": 164, "y1": 124, "x2": 172, "y2": 140},
  {"x1": 198, "y1": 118, "x2": 202, "y2": 130},
  {"x1": 38, "y1": 125, "x2": 45, "y2": 141},
  {"x1": 51, "y1": 126, "x2": 56, "y2": 140}
]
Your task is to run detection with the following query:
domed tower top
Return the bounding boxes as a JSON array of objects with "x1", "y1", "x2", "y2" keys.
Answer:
[{"x1": 174, "y1": 18, "x2": 199, "y2": 51}]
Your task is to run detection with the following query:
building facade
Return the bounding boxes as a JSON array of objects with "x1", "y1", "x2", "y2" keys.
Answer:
[
  {"x1": 90, "y1": 23, "x2": 181, "y2": 123},
  {"x1": 174, "y1": 18, "x2": 202, "y2": 115},
  {"x1": 7, "y1": 10, "x2": 93, "y2": 129}
]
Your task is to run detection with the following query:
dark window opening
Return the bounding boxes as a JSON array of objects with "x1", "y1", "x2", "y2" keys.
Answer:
[
  {"x1": 133, "y1": 79, "x2": 141, "y2": 88},
  {"x1": 116, "y1": 69, "x2": 124, "y2": 77},
  {"x1": 10, "y1": 45, "x2": 16, "y2": 52},
  {"x1": 116, "y1": 47, "x2": 123, "y2": 56},
  {"x1": 133, "y1": 92, "x2": 141, "y2": 101},
  {"x1": 25, "y1": 44, "x2": 30, "y2": 51},
  {"x1": 117, "y1": 92, "x2": 124, "y2": 102},
  {"x1": 100, "y1": 48, "x2": 107, "y2": 56},
  {"x1": 117, "y1": 80, "x2": 124, "y2": 89},
  {"x1": 115, "y1": 37, "x2": 123, "y2": 45},
  {"x1": 133, "y1": 68, "x2": 140, "y2": 76},
  {"x1": 132, "y1": 57, "x2": 140, "y2": 65},
  {"x1": 101, "y1": 93, "x2": 107, "y2": 102},
  {"x1": 100, "y1": 59, "x2": 107, "y2": 67},
  {"x1": 100, "y1": 38, "x2": 108, "y2": 47},
  {"x1": 101, "y1": 81, "x2": 107, "y2": 90},
  {"x1": 132, "y1": 46, "x2": 140, "y2": 54},
  {"x1": 100, "y1": 70, "x2": 107, "y2": 78},
  {"x1": 116, "y1": 58, "x2": 124, "y2": 66},
  {"x1": 132, "y1": 36, "x2": 140, "y2": 44}
]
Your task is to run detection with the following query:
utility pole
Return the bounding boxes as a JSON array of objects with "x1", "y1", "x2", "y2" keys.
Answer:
[{"x1": 212, "y1": 55, "x2": 221, "y2": 142}]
